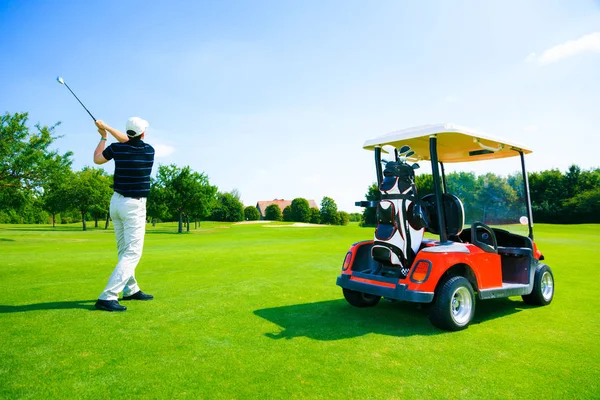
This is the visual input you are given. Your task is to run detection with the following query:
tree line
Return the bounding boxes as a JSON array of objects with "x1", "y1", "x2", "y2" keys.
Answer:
[
  {"x1": 361, "y1": 166, "x2": 600, "y2": 226},
  {"x1": 4, "y1": 112, "x2": 597, "y2": 229},
  {"x1": 0, "y1": 113, "x2": 256, "y2": 231},
  {"x1": 244, "y1": 197, "x2": 354, "y2": 225},
  {"x1": 0, "y1": 112, "x2": 356, "y2": 231}
]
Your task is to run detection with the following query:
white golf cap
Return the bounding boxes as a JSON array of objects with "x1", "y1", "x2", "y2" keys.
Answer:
[{"x1": 125, "y1": 117, "x2": 149, "y2": 137}]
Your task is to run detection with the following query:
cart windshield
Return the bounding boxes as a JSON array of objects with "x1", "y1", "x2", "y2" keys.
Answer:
[{"x1": 445, "y1": 170, "x2": 528, "y2": 228}]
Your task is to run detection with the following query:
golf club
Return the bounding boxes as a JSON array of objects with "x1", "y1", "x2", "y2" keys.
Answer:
[{"x1": 56, "y1": 76, "x2": 96, "y2": 121}]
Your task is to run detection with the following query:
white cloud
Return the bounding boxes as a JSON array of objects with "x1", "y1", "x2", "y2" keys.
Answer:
[
  {"x1": 153, "y1": 143, "x2": 176, "y2": 158},
  {"x1": 527, "y1": 32, "x2": 600, "y2": 66}
]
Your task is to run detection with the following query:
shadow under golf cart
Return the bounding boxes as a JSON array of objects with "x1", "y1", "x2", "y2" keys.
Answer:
[{"x1": 254, "y1": 297, "x2": 533, "y2": 340}]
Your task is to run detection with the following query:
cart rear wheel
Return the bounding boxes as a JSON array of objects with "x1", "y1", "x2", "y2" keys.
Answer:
[
  {"x1": 429, "y1": 276, "x2": 475, "y2": 331},
  {"x1": 342, "y1": 288, "x2": 381, "y2": 308}
]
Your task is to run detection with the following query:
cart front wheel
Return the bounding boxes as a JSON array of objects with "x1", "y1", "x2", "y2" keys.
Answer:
[{"x1": 522, "y1": 264, "x2": 554, "y2": 306}]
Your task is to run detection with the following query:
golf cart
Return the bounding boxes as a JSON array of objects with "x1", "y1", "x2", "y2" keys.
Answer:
[{"x1": 336, "y1": 123, "x2": 554, "y2": 331}]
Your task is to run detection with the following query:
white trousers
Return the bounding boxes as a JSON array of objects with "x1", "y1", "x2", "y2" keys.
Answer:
[{"x1": 99, "y1": 192, "x2": 147, "y2": 301}]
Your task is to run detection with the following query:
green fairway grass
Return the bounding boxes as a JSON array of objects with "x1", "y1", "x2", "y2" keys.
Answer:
[{"x1": 1, "y1": 222, "x2": 599, "y2": 399}]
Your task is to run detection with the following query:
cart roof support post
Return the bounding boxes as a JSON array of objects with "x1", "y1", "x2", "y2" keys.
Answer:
[
  {"x1": 430, "y1": 136, "x2": 449, "y2": 243},
  {"x1": 520, "y1": 150, "x2": 534, "y2": 240},
  {"x1": 374, "y1": 146, "x2": 383, "y2": 188}
]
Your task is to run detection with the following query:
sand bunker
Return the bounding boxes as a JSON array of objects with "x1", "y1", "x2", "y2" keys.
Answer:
[{"x1": 235, "y1": 220, "x2": 273, "y2": 224}]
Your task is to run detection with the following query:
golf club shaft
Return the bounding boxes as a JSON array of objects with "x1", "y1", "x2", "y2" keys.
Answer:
[{"x1": 63, "y1": 82, "x2": 96, "y2": 121}]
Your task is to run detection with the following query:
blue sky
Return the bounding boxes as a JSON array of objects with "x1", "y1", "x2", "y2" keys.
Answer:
[{"x1": 1, "y1": 0, "x2": 599, "y2": 212}]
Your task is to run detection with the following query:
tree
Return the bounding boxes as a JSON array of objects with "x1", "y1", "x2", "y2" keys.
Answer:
[
  {"x1": 264, "y1": 204, "x2": 282, "y2": 221},
  {"x1": 41, "y1": 169, "x2": 74, "y2": 227},
  {"x1": 68, "y1": 167, "x2": 112, "y2": 231},
  {"x1": 361, "y1": 183, "x2": 380, "y2": 226},
  {"x1": 0, "y1": 192, "x2": 48, "y2": 224},
  {"x1": 22, "y1": 196, "x2": 48, "y2": 224},
  {"x1": 564, "y1": 164, "x2": 581, "y2": 199},
  {"x1": 290, "y1": 198, "x2": 311, "y2": 222},
  {"x1": 244, "y1": 206, "x2": 260, "y2": 221},
  {"x1": 507, "y1": 172, "x2": 527, "y2": 221},
  {"x1": 0, "y1": 112, "x2": 73, "y2": 211},
  {"x1": 507, "y1": 173, "x2": 525, "y2": 202},
  {"x1": 211, "y1": 191, "x2": 244, "y2": 222},
  {"x1": 187, "y1": 173, "x2": 218, "y2": 228},
  {"x1": 561, "y1": 167, "x2": 600, "y2": 223},
  {"x1": 89, "y1": 174, "x2": 113, "y2": 228},
  {"x1": 528, "y1": 169, "x2": 566, "y2": 223},
  {"x1": 337, "y1": 211, "x2": 350, "y2": 226},
  {"x1": 147, "y1": 178, "x2": 169, "y2": 226},
  {"x1": 282, "y1": 205, "x2": 293, "y2": 222},
  {"x1": 309, "y1": 207, "x2": 321, "y2": 224},
  {"x1": 154, "y1": 164, "x2": 184, "y2": 230},
  {"x1": 320, "y1": 196, "x2": 339, "y2": 225},
  {"x1": 564, "y1": 188, "x2": 600, "y2": 223},
  {"x1": 414, "y1": 174, "x2": 435, "y2": 197},
  {"x1": 153, "y1": 164, "x2": 217, "y2": 232},
  {"x1": 349, "y1": 213, "x2": 362, "y2": 222},
  {"x1": 447, "y1": 172, "x2": 479, "y2": 224},
  {"x1": 576, "y1": 167, "x2": 600, "y2": 193},
  {"x1": 559, "y1": 166, "x2": 600, "y2": 223}
]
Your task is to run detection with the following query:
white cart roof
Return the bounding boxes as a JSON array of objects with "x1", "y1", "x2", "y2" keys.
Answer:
[{"x1": 363, "y1": 123, "x2": 532, "y2": 163}]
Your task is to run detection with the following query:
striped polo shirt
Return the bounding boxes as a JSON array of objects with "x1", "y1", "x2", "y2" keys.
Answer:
[{"x1": 102, "y1": 140, "x2": 155, "y2": 198}]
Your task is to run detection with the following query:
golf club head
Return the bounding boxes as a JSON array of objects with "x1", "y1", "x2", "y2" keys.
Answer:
[
  {"x1": 56, "y1": 76, "x2": 64, "y2": 85},
  {"x1": 399, "y1": 145, "x2": 410, "y2": 154}
]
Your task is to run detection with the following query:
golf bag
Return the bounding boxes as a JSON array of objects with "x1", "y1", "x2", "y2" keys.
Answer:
[{"x1": 372, "y1": 159, "x2": 425, "y2": 277}]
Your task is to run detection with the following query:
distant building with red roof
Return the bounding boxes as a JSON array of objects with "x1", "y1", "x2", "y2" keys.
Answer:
[{"x1": 256, "y1": 199, "x2": 319, "y2": 219}]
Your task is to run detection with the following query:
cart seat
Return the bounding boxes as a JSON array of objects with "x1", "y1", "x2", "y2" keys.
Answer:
[{"x1": 420, "y1": 193, "x2": 464, "y2": 237}]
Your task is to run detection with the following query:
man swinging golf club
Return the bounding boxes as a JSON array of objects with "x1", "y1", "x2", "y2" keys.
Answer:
[{"x1": 93, "y1": 117, "x2": 155, "y2": 312}]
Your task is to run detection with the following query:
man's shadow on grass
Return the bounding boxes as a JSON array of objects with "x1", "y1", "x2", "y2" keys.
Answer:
[
  {"x1": 254, "y1": 297, "x2": 532, "y2": 340},
  {"x1": 0, "y1": 300, "x2": 96, "y2": 313}
]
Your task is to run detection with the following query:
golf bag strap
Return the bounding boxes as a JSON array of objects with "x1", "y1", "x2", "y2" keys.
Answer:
[
  {"x1": 381, "y1": 193, "x2": 418, "y2": 201},
  {"x1": 400, "y1": 184, "x2": 421, "y2": 267}
]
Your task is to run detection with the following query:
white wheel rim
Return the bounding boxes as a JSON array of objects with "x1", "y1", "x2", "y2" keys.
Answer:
[
  {"x1": 541, "y1": 271, "x2": 554, "y2": 301},
  {"x1": 451, "y1": 286, "x2": 473, "y2": 326}
]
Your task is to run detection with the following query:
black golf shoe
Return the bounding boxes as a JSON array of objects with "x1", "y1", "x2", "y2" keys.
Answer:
[
  {"x1": 122, "y1": 291, "x2": 154, "y2": 301},
  {"x1": 95, "y1": 299, "x2": 127, "y2": 312}
]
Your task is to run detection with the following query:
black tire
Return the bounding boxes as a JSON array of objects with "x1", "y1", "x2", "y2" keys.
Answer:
[
  {"x1": 342, "y1": 288, "x2": 381, "y2": 308},
  {"x1": 522, "y1": 264, "x2": 554, "y2": 306},
  {"x1": 429, "y1": 276, "x2": 475, "y2": 331}
]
